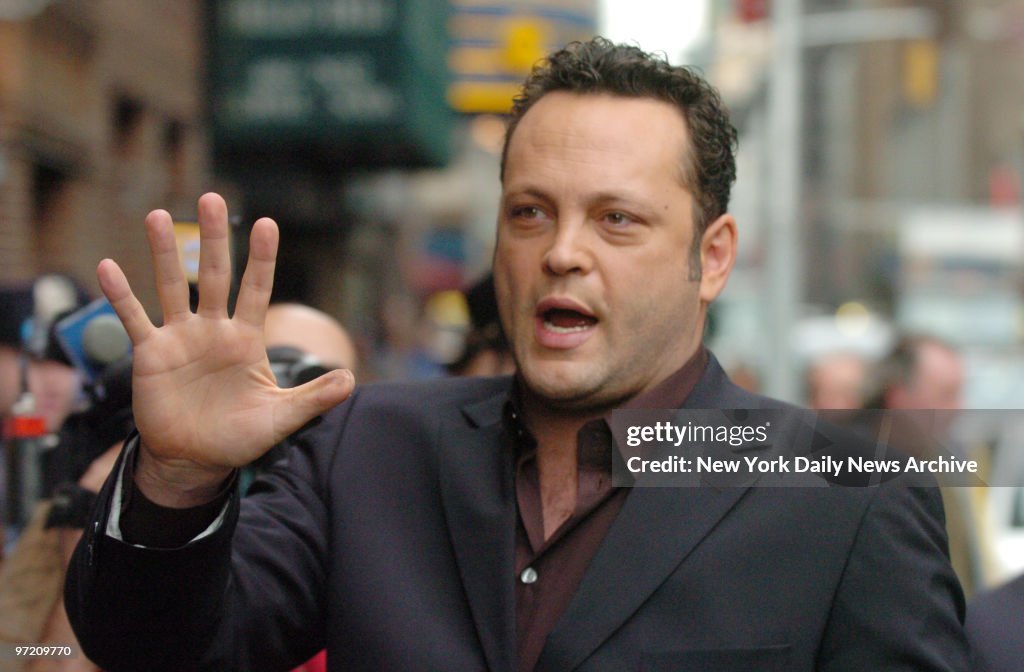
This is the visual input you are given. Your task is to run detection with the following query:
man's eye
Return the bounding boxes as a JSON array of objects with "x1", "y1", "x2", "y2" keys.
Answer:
[
  {"x1": 511, "y1": 206, "x2": 542, "y2": 219},
  {"x1": 603, "y1": 212, "x2": 633, "y2": 227}
]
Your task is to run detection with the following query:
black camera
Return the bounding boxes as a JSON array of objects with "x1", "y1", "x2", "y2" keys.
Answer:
[{"x1": 267, "y1": 346, "x2": 332, "y2": 389}]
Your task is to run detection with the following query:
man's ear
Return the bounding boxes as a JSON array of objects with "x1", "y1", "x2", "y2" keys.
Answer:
[{"x1": 698, "y1": 213, "x2": 737, "y2": 304}]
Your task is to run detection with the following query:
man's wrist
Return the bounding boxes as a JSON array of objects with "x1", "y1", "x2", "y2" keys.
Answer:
[
  {"x1": 134, "y1": 441, "x2": 235, "y2": 508},
  {"x1": 118, "y1": 443, "x2": 237, "y2": 548}
]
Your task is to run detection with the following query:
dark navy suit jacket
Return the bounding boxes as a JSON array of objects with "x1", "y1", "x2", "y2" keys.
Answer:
[
  {"x1": 966, "y1": 573, "x2": 1024, "y2": 671},
  {"x1": 66, "y1": 356, "x2": 969, "y2": 671}
]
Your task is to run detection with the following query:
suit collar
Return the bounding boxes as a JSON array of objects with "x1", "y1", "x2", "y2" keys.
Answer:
[
  {"x1": 459, "y1": 378, "x2": 510, "y2": 428},
  {"x1": 683, "y1": 354, "x2": 753, "y2": 409}
]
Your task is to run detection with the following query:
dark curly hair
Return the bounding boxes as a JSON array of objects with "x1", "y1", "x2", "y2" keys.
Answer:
[{"x1": 501, "y1": 38, "x2": 738, "y2": 270}]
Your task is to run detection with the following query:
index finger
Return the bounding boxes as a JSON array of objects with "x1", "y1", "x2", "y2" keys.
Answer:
[{"x1": 97, "y1": 258, "x2": 156, "y2": 344}]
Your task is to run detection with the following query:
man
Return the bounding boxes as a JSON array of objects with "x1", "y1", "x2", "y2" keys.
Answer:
[
  {"x1": 66, "y1": 39, "x2": 968, "y2": 671},
  {"x1": 863, "y1": 334, "x2": 994, "y2": 599},
  {"x1": 1, "y1": 278, "x2": 87, "y2": 549},
  {"x1": 805, "y1": 351, "x2": 868, "y2": 410},
  {"x1": 264, "y1": 302, "x2": 358, "y2": 378},
  {"x1": 864, "y1": 334, "x2": 964, "y2": 413},
  {"x1": 1, "y1": 278, "x2": 87, "y2": 435},
  {"x1": 0, "y1": 278, "x2": 88, "y2": 666}
]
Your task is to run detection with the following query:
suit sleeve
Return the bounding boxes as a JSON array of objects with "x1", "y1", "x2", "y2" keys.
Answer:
[
  {"x1": 965, "y1": 575, "x2": 1024, "y2": 672},
  {"x1": 817, "y1": 484, "x2": 970, "y2": 671},
  {"x1": 64, "y1": 393, "x2": 358, "y2": 672}
]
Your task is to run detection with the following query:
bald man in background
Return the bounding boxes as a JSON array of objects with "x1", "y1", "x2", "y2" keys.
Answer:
[
  {"x1": 264, "y1": 303, "x2": 358, "y2": 377},
  {"x1": 805, "y1": 352, "x2": 868, "y2": 410}
]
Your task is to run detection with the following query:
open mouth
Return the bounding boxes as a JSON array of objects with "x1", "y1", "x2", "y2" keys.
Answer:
[
  {"x1": 540, "y1": 307, "x2": 598, "y2": 334},
  {"x1": 533, "y1": 298, "x2": 599, "y2": 349}
]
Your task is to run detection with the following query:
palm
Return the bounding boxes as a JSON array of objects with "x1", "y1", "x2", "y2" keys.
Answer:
[
  {"x1": 131, "y1": 317, "x2": 281, "y2": 467},
  {"x1": 97, "y1": 193, "x2": 353, "y2": 478}
]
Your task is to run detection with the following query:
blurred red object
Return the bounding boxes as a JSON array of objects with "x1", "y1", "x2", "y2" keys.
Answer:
[
  {"x1": 292, "y1": 650, "x2": 326, "y2": 672},
  {"x1": 737, "y1": 0, "x2": 770, "y2": 23}
]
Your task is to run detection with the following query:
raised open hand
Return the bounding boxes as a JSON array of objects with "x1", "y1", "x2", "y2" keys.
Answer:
[{"x1": 97, "y1": 193, "x2": 354, "y2": 505}]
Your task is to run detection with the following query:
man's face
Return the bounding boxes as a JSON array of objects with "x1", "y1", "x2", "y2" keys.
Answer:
[
  {"x1": 891, "y1": 342, "x2": 964, "y2": 412},
  {"x1": 808, "y1": 354, "x2": 866, "y2": 409},
  {"x1": 27, "y1": 359, "x2": 81, "y2": 432},
  {"x1": 0, "y1": 345, "x2": 20, "y2": 416},
  {"x1": 0, "y1": 346, "x2": 80, "y2": 431},
  {"x1": 494, "y1": 92, "x2": 731, "y2": 412}
]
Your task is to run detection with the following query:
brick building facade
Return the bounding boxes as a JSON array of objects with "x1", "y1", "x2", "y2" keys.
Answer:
[{"x1": 0, "y1": 0, "x2": 209, "y2": 310}]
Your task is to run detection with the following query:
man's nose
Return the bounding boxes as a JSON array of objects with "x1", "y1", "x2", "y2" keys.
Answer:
[{"x1": 542, "y1": 221, "x2": 593, "y2": 276}]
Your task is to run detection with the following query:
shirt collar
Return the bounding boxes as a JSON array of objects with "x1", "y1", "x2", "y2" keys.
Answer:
[{"x1": 504, "y1": 345, "x2": 710, "y2": 462}]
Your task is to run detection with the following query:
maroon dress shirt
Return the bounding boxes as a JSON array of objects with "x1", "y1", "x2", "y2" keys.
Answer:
[{"x1": 509, "y1": 347, "x2": 708, "y2": 671}]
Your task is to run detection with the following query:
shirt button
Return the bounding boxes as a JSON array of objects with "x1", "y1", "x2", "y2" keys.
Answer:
[{"x1": 520, "y1": 567, "x2": 538, "y2": 584}]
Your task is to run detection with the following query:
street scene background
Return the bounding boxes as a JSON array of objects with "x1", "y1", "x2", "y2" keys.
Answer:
[{"x1": 1, "y1": 0, "x2": 1023, "y2": 612}]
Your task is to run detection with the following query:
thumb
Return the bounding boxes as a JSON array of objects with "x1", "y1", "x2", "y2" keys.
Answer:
[{"x1": 276, "y1": 369, "x2": 356, "y2": 437}]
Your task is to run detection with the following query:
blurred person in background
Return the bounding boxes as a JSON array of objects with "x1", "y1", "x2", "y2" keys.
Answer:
[
  {"x1": 805, "y1": 351, "x2": 868, "y2": 410},
  {"x1": 446, "y1": 274, "x2": 515, "y2": 377},
  {"x1": 0, "y1": 277, "x2": 89, "y2": 433},
  {"x1": 19, "y1": 355, "x2": 130, "y2": 672},
  {"x1": 65, "y1": 39, "x2": 967, "y2": 671},
  {"x1": 0, "y1": 287, "x2": 29, "y2": 555},
  {"x1": 725, "y1": 361, "x2": 760, "y2": 394},
  {"x1": 863, "y1": 334, "x2": 964, "y2": 413},
  {"x1": 19, "y1": 445, "x2": 120, "y2": 672},
  {"x1": 265, "y1": 302, "x2": 358, "y2": 378},
  {"x1": 0, "y1": 276, "x2": 92, "y2": 669},
  {"x1": 371, "y1": 291, "x2": 448, "y2": 380},
  {"x1": 0, "y1": 296, "x2": 20, "y2": 564},
  {"x1": 1, "y1": 277, "x2": 90, "y2": 543},
  {"x1": 863, "y1": 333, "x2": 995, "y2": 598}
]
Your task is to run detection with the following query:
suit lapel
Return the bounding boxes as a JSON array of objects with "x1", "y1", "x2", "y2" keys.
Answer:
[
  {"x1": 534, "y1": 486, "x2": 749, "y2": 671},
  {"x1": 438, "y1": 391, "x2": 517, "y2": 672},
  {"x1": 536, "y1": 357, "x2": 756, "y2": 672}
]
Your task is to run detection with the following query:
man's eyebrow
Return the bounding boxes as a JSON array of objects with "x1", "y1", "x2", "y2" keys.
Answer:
[
  {"x1": 502, "y1": 186, "x2": 554, "y2": 202},
  {"x1": 587, "y1": 191, "x2": 661, "y2": 215},
  {"x1": 505, "y1": 186, "x2": 643, "y2": 203},
  {"x1": 589, "y1": 190, "x2": 643, "y2": 204}
]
